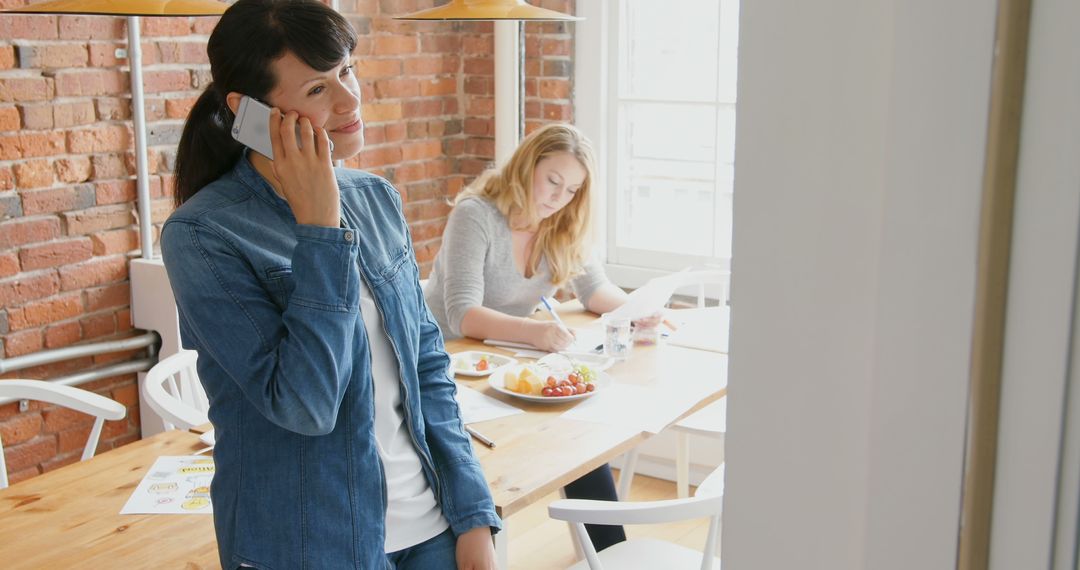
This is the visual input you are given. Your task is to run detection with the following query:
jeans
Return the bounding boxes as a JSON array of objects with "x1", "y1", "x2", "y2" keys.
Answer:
[{"x1": 386, "y1": 528, "x2": 457, "y2": 569}]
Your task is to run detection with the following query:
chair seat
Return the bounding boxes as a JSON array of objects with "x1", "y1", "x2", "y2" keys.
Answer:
[
  {"x1": 567, "y1": 539, "x2": 721, "y2": 570},
  {"x1": 673, "y1": 399, "x2": 726, "y2": 437}
]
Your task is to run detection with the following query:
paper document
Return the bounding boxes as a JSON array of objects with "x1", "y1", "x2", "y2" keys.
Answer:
[
  {"x1": 606, "y1": 269, "x2": 689, "y2": 321},
  {"x1": 120, "y1": 456, "x2": 215, "y2": 515},
  {"x1": 483, "y1": 328, "x2": 605, "y2": 357},
  {"x1": 666, "y1": 307, "x2": 730, "y2": 353},
  {"x1": 454, "y1": 385, "x2": 524, "y2": 424}
]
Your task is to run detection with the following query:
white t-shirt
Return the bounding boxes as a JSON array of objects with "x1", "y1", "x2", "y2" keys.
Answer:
[{"x1": 358, "y1": 278, "x2": 449, "y2": 552}]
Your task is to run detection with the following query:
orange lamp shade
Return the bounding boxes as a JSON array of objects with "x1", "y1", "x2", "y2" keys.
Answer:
[
  {"x1": 7, "y1": 0, "x2": 228, "y2": 17},
  {"x1": 395, "y1": 0, "x2": 580, "y2": 21}
]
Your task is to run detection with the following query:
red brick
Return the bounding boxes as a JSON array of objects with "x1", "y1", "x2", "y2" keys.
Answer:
[
  {"x1": 58, "y1": 15, "x2": 124, "y2": 40},
  {"x1": 425, "y1": 159, "x2": 450, "y2": 179},
  {"x1": 404, "y1": 56, "x2": 447, "y2": 76},
  {"x1": 543, "y1": 102, "x2": 572, "y2": 121},
  {"x1": 84, "y1": 281, "x2": 129, "y2": 312},
  {"x1": 0, "y1": 46, "x2": 14, "y2": 70},
  {"x1": 2, "y1": 328, "x2": 43, "y2": 358},
  {"x1": 464, "y1": 76, "x2": 492, "y2": 96},
  {"x1": 401, "y1": 140, "x2": 443, "y2": 161},
  {"x1": 0, "y1": 412, "x2": 43, "y2": 447},
  {"x1": 90, "y1": 153, "x2": 130, "y2": 179},
  {"x1": 54, "y1": 69, "x2": 127, "y2": 97},
  {"x1": 42, "y1": 405, "x2": 94, "y2": 434},
  {"x1": 1, "y1": 435, "x2": 57, "y2": 474},
  {"x1": 61, "y1": 204, "x2": 131, "y2": 235},
  {"x1": 0, "y1": 77, "x2": 52, "y2": 103},
  {"x1": 538, "y1": 78, "x2": 571, "y2": 100},
  {"x1": 420, "y1": 77, "x2": 456, "y2": 97},
  {"x1": 87, "y1": 43, "x2": 125, "y2": 67},
  {"x1": 99, "y1": 416, "x2": 133, "y2": 441},
  {"x1": 156, "y1": 41, "x2": 208, "y2": 65},
  {"x1": 13, "y1": 159, "x2": 54, "y2": 189},
  {"x1": 165, "y1": 96, "x2": 197, "y2": 119},
  {"x1": 374, "y1": 78, "x2": 420, "y2": 99},
  {"x1": 6, "y1": 293, "x2": 82, "y2": 330},
  {"x1": 141, "y1": 17, "x2": 191, "y2": 36},
  {"x1": 466, "y1": 97, "x2": 495, "y2": 116},
  {"x1": 541, "y1": 38, "x2": 571, "y2": 56},
  {"x1": 0, "y1": 271, "x2": 60, "y2": 308},
  {"x1": 17, "y1": 43, "x2": 88, "y2": 68},
  {"x1": 462, "y1": 36, "x2": 492, "y2": 56},
  {"x1": 362, "y1": 102, "x2": 403, "y2": 123},
  {"x1": 0, "y1": 166, "x2": 13, "y2": 191},
  {"x1": 0, "y1": 217, "x2": 60, "y2": 249},
  {"x1": 51, "y1": 101, "x2": 97, "y2": 129},
  {"x1": 0, "y1": 15, "x2": 58, "y2": 40},
  {"x1": 66, "y1": 124, "x2": 129, "y2": 153},
  {"x1": 54, "y1": 157, "x2": 93, "y2": 184},
  {"x1": 0, "y1": 106, "x2": 19, "y2": 130},
  {"x1": 19, "y1": 238, "x2": 93, "y2": 270},
  {"x1": 80, "y1": 312, "x2": 116, "y2": 339},
  {"x1": 18, "y1": 104, "x2": 53, "y2": 130},
  {"x1": 463, "y1": 117, "x2": 492, "y2": 136},
  {"x1": 374, "y1": 36, "x2": 418, "y2": 56},
  {"x1": 0, "y1": 132, "x2": 66, "y2": 160},
  {"x1": 20, "y1": 185, "x2": 95, "y2": 216},
  {"x1": 356, "y1": 59, "x2": 402, "y2": 79},
  {"x1": 142, "y1": 70, "x2": 191, "y2": 94},
  {"x1": 89, "y1": 228, "x2": 138, "y2": 256},
  {"x1": 0, "y1": 252, "x2": 19, "y2": 278},
  {"x1": 44, "y1": 320, "x2": 81, "y2": 348},
  {"x1": 116, "y1": 308, "x2": 132, "y2": 332},
  {"x1": 463, "y1": 57, "x2": 494, "y2": 76},
  {"x1": 58, "y1": 255, "x2": 127, "y2": 290},
  {"x1": 94, "y1": 97, "x2": 131, "y2": 121},
  {"x1": 192, "y1": 15, "x2": 220, "y2": 35},
  {"x1": 110, "y1": 382, "x2": 137, "y2": 408},
  {"x1": 421, "y1": 34, "x2": 461, "y2": 53},
  {"x1": 384, "y1": 123, "x2": 407, "y2": 142},
  {"x1": 95, "y1": 179, "x2": 135, "y2": 205},
  {"x1": 403, "y1": 99, "x2": 444, "y2": 118}
]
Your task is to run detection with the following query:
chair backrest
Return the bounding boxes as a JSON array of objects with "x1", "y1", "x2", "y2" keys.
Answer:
[
  {"x1": 0, "y1": 380, "x2": 127, "y2": 489},
  {"x1": 672, "y1": 270, "x2": 730, "y2": 308},
  {"x1": 142, "y1": 350, "x2": 209, "y2": 432}
]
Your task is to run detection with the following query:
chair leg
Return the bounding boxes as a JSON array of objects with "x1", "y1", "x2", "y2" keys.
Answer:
[
  {"x1": 561, "y1": 486, "x2": 586, "y2": 561},
  {"x1": 616, "y1": 448, "x2": 639, "y2": 501},
  {"x1": 676, "y1": 432, "x2": 691, "y2": 498}
]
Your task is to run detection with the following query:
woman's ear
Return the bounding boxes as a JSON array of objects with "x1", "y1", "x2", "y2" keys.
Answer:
[{"x1": 224, "y1": 92, "x2": 244, "y2": 116}]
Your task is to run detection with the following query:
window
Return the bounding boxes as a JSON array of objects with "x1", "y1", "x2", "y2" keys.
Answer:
[{"x1": 576, "y1": 0, "x2": 740, "y2": 286}]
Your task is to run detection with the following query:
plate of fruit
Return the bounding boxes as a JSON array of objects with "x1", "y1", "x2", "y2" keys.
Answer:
[
  {"x1": 489, "y1": 361, "x2": 608, "y2": 403},
  {"x1": 451, "y1": 351, "x2": 517, "y2": 377}
]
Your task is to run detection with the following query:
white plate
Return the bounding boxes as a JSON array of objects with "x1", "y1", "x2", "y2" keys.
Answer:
[
  {"x1": 451, "y1": 351, "x2": 517, "y2": 377},
  {"x1": 487, "y1": 364, "x2": 611, "y2": 404}
]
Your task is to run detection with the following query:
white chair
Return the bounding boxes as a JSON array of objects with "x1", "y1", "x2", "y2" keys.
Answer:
[
  {"x1": 143, "y1": 350, "x2": 209, "y2": 432},
  {"x1": 617, "y1": 270, "x2": 730, "y2": 500},
  {"x1": 550, "y1": 463, "x2": 725, "y2": 570},
  {"x1": 0, "y1": 380, "x2": 127, "y2": 489}
]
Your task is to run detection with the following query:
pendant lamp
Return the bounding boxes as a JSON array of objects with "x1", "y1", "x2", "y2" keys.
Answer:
[
  {"x1": 8, "y1": 0, "x2": 228, "y2": 17},
  {"x1": 395, "y1": 0, "x2": 580, "y2": 21}
]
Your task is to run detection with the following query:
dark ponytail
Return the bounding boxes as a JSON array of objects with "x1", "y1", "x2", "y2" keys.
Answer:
[
  {"x1": 174, "y1": 85, "x2": 243, "y2": 207},
  {"x1": 173, "y1": 0, "x2": 358, "y2": 207}
]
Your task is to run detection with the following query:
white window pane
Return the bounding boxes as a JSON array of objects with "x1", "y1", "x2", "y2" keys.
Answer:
[
  {"x1": 616, "y1": 178, "x2": 715, "y2": 257},
  {"x1": 623, "y1": 102, "x2": 717, "y2": 166},
  {"x1": 622, "y1": 0, "x2": 720, "y2": 102}
]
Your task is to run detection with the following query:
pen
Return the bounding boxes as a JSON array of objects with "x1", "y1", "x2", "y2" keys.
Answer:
[
  {"x1": 465, "y1": 425, "x2": 496, "y2": 448},
  {"x1": 539, "y1": 296, "x2": 572, "y2": 334}
]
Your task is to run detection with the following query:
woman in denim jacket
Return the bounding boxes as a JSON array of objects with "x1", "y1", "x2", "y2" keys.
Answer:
[{"x1": 160, "y1": 1, "x2": 500, "y2": 568}]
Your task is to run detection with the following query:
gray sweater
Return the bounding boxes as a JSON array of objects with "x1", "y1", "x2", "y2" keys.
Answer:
[{"x1": 424, "y1": 197, "x2": 609, "y2": 339}]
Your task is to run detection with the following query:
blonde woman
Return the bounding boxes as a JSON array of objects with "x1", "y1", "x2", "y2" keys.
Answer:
[{"x1": 424, "y1": 123, "x2": 639, "y2": 552}]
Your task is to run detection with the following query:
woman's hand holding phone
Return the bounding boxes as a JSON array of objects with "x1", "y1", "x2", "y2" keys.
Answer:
[{"x1": 268, "y1": 108, "x2": 340, "y2": 228}]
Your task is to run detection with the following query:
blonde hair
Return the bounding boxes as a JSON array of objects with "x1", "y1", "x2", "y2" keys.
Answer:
[{"x1": 455, "y1": 123, "x2": 597, "y2": 286}]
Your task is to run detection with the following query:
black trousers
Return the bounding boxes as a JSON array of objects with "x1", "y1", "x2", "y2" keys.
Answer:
[{"x1": 562, "y1": 463, "x2": 626, "y2": 551}]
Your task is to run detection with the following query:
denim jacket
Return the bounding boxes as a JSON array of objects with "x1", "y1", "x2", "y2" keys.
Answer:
[{"x1": 160, "y1": 155, "x2": 501, "y2": 569}]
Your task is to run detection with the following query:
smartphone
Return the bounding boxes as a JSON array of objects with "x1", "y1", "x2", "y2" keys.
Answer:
[{"x1": 230, "y1": 95, "x2": 332, "y2": 160}]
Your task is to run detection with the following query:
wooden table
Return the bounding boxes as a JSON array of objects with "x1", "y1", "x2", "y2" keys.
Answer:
[
  {"x1": 0, "y1": 429, "x2": 217, "y2": 569},
  {"x1": 447, "y1": 303, "x2": 728, "y2": 566},
  {"x1": 0, "y1": 305, "x2": 726, "y2": 568}
]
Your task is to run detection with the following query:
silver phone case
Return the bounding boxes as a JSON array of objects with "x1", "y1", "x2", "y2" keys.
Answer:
[{"x1": 231, "y1": 97, "x2": 333, "y2": 160}]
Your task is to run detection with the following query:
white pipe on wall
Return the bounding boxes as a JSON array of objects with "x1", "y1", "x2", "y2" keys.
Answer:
[
  {"x1": 128, "y1": 16, "x2": 154, "y2": 260},
  {"x1": 494, "y1": 20, "x2": 521, "y2": 166}
]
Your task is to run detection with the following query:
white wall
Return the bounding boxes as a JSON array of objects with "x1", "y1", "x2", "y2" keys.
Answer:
[
  {"x1": 990, "y1": 0, "x2": 1080, "y2": 567},
  {"x1": 722, "y1": 1, "x2": 997, "y2": 568}
]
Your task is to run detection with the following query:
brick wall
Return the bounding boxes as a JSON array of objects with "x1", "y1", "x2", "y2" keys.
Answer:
[{"x1": 0, "y1": 0, "x2": 575, "y2": 485}]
